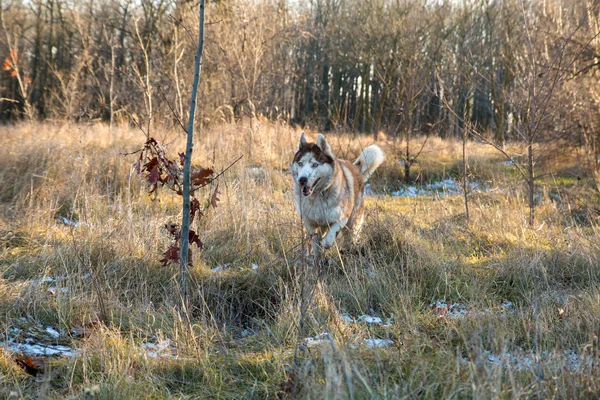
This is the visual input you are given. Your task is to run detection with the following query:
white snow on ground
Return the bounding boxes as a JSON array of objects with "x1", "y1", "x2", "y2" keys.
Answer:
[
  {"x1": 29, "y1": 273, "x2": 90, "y2": 287},
  {"x1": 1, "y1": 323, "x2": 74, "y2": 357},
  {"x1": 211, "y1": 263, "x2": 259, "y2": 272},
  {"x1": 342, "y1": 313, "x2": 393, "y2": 327},
  {"x1": 30, "y1": 276, "x2": 56, "y2": 285},
  {"x1": 305, "y1": 332, "x2": 332, "y2": 348},
  {"x1": 45, "y1": 327, "x2": 60, "y2": 339},
  {"x1": 304, "y1": 333, "x2": 394, "y2": 349},
  {"x1": 364, "y1": 339, "x2": 394, "y2": 348},
  {"x1": 143, "y1": 339, "x2": 173, "y2": 358},
  {"x1": 366, "y1": 178, "x2": 490, "y2": 198},
  {"x1": 467, "y1": 349, "x2": 595, "y2": 372},
  {"x1": 47, "y1": 287, "x2": 70, "y2": 295},
  {"x1": 429, "y1": 299, "x2": 514, "y2": 319},
  {"x1": 341, "y1": 313, "x2": 355, "y2": 323},
  {"x1": 56, "y1": 217, "x2": 86, "y2": 228},
  {"x1": 211, "y1": 263, "x2": 230, "y2": 272},
  {"x1": 140, "y1": 339, "x2": 194, "y2": 361},
  {"x1": 358, "y1": 315, "x2": 383, "y2": 324},
  {"x1": 3, "y1": 341, "x2": 76, "y2": 357}
]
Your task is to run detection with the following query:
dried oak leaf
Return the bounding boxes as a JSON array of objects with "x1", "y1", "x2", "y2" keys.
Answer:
[
  {"x1": 189, "y1": 230, "x2": 203, "y2": 248},
  {"x1": 191, "y1": 167, "x2": 213, "y2": 188},
  {"x1": 211, "y1": 184, "x2": 221, "y2": 208},
  {"x1": 160, "y1": 244, "x2": 180, "y2": 266},
  {"x1": 15, "y1": 355, "x2": 44, "y2": 376},
  {"x1": 190, "y1": 197, "x2": 201, "y2": 223},
  {"x1": 142, "y1": 156, "x2": 158, "y2": 172}
]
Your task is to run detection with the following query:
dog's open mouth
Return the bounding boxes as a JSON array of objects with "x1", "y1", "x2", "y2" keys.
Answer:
[{"x1": 302, "y1": 178, "x2": 321, "y2": 196}]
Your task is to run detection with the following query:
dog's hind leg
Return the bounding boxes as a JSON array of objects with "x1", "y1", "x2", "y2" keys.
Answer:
[{"x1": 340, "y1": 206, "x2": 365, "y2": 252}]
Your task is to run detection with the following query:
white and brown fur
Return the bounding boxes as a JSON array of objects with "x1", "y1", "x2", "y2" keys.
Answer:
[{"x1": 291, "y1": 132, "x2": 385, "y2": 263}]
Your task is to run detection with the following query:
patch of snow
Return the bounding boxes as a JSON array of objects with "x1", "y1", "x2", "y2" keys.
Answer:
[
  {"x1": 430, "y1": 300, "x2": 469, "y2": 318},
  {"x1": 430, "y1": 299, "x2": 514, "y2": 319},
  {"x1": 357, "y1": 315, "x2": 383, "y2": 324},
  {"x1": 342, "y1": 313, "x2": 393, "y2": 326},
  {"x1": 3, "y1": 341, "x2": 76, "y2": 357},
  {"x1": 45, "y1": 327, "x2": 60, "y2": 339},
  {"x1": 143, "y1": 339, "x2": 172, "y2": 358},
  {"x1": 371, "y1": 178, "x2": 491, "y2": 198},
  {"x1": 501, "y1": 301, "x2": 514, "y2": 309},
  {"x1": 56, "y1": 217, "x2": 85, "y2": 228},
  {"x1": 305, "y1": 332, "x2": 331, "y2": 348},
  {"x1": 341, "y1": 313, "x2": 355, "y2": 323},
  {"x1": 31, "y1": 277, "x2": 56, "y2": 285},
  {"x1": 364, "y1": 339, "x2": 394, "y2": 348},
  {"x1": 211, "y1": 263, "x2": 230, "y2": 273},
  {"x1": 30, "y1": 273, "x2": 89, "y2": 287},
  {"x1": 47, "y1": 287, "x2": 70, "y2": 295},
  {"x1": 475, "y1": 349, "x2": 594, "y2": 372}
]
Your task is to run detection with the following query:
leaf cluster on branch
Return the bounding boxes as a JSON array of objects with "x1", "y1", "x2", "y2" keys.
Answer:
[{"x1": 128, "y1": 137, "x2": 219, "y2": 267}]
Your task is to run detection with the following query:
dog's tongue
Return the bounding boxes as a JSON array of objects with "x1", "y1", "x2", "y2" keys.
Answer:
[{"x1": 302, "y1": 185, "x2": 312, "y2": 196}]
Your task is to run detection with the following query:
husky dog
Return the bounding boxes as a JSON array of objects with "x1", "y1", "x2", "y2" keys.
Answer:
[{"x1": 291, "y1": 132, "x2": 385, "y2": 263}]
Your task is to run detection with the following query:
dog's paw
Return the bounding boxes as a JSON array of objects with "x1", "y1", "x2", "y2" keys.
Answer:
[{"x1": 320, "y1": 234, "x2": 336, "y2": 249}]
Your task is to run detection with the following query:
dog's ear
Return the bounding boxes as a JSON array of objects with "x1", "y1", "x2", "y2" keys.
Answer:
[
  {"x1": 297, "y1": 131, "x2": 307, "y2": 150},
  {"x1": 316, "y1": 134, "x2": 334, "y2": 158}
]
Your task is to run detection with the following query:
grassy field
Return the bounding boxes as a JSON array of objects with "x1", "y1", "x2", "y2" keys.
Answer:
[{"x1": 1, "y1": 121, "x2": 599, "y2": 399}]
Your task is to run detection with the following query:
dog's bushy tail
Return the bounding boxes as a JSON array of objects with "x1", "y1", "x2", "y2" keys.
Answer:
[{"x1": 354, "y1": 145, "x2": 385, "y2": 182}]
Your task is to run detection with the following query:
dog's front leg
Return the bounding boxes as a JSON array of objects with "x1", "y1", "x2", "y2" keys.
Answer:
[{"x1": 321, "y1": 219, "x2": 348, "y2": 249}]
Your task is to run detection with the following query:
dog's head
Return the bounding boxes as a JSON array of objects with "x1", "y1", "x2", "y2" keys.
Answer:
[{"x1": 291, "y1": 132, "x2": 335, "y2": 197}]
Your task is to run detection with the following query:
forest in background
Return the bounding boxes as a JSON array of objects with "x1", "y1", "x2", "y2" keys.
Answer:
[{"x1": 1, "y1": 0, "x2": 600, "y2": 146}]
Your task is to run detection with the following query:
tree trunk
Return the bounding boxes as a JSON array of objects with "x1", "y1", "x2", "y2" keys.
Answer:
[
  {"x1": 180, "y1": 0, "x2": 206, "y2": 312},
  {"x1": 527, "y1": 139, "x2": 535, "y2": 227}
]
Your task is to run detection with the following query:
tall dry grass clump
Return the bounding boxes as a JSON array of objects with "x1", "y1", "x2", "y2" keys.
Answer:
[{"x1": 0, "y1": 121, "x2": 599, "y2": 398}]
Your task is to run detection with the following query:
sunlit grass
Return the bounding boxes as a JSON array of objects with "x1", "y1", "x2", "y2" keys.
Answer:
[{"x1": 0, "y1": 121, "x2": 599, "y2": 398}]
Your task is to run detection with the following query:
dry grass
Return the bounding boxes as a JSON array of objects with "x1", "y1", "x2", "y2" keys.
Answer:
[{"x1": 1, "y1": 121, "x2": 599, "y2": 399}]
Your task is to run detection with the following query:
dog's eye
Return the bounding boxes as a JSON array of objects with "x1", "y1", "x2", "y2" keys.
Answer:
[
  {"x1": 312, "y1": 163, "x2": 319, "y2": 168},
  {"x1": 298, "y1": 162, "x2": 303, "y2": 167}
]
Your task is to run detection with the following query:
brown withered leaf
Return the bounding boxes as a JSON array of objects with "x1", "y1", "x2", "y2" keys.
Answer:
[
  {"x1": 142, "y1": 156, "x2": 158, "y2": 172},
  {"x1": 190, "y1": 197, "x2": 201, "y2": 223},
  {"x1": 160, "y1": 244, "x2": 180, "y2": 266},
  {"x1": 191, "y1": 167, "x2": 213, "y2": 187},
  {"x1": 210, "y1": 184, "x2": 221, "y2": 208},
  {"x1": 147, "y1": 164, "x2": 160, "y2": 186},
  {"x1": 15, "y1": 355, "x2": 44, "y2": 376},
  {"x1": 189, "y1": 230, "x2": 203, "y2": 248}
]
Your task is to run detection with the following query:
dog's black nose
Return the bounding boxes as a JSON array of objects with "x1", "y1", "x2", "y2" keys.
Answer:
[{"x1": 298, "y1": 177, "x2": 308, "y2": 186}]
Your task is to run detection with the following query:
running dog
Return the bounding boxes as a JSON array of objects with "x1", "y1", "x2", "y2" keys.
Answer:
[{"x1": 291, "y1": 132, "x2": 384, "y2": 263}]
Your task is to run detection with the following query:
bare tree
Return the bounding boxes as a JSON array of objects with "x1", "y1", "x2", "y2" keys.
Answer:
[{"x1": 180, "y1": 0, "x2": 206, "y2": 311}]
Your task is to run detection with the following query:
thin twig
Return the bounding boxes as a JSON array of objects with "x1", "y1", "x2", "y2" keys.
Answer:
[
  {"x1": 158, "y1": 85, "x2": 187, "y2": 134},
  {"x1": 194, "y1": 154, "x2": 244, "y2": 191}
]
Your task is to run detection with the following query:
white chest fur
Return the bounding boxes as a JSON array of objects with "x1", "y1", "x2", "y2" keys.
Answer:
[{"x1": 294, "y1": 186, "x2": 345, "y2": 228}]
